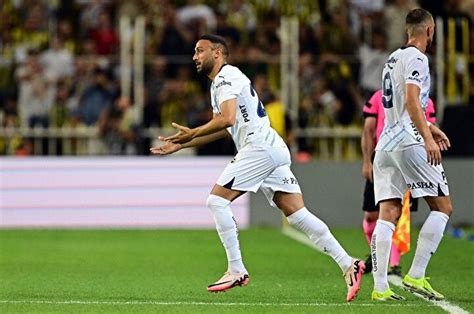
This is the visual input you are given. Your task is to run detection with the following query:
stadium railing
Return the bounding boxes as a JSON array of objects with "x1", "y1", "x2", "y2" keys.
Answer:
[{"x1": 0, "y1": 126, "x2": 363, "y2": 159}]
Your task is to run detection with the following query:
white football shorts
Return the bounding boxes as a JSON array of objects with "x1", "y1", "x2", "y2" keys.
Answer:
[
  {"x1": 373, "y1": 145, "x2": 449, "y2": 205},
  {"x1": 216, "y1": 146, "x2": 301, "y2": 207}
]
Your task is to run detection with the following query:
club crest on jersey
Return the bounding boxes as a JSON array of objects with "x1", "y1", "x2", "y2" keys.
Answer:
[{"x1": 216, "y1": 80, "x2": 232, "y2": 88}]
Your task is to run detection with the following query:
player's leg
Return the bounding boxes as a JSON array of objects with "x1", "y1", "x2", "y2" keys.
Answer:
[
  {"x1": 372, "y1": 199, "x2": 401, "y2": 289},
  {"x1": 362, "y1": 179, "x2": 379, "y2": 273},
  {"x1": 363, "y1": 212, "x2": 378, "y2": 244},
  {"x1": 395, "y1": 145, "x2": 451, "y2": 300},
  {"x1": 276, "y1": 192, "x2": 365, "y2": 302},
  {"x1": 403, "y1": 195, "x2": 452, "y2": 300},
  {"x1": 275, "y1": 192, "x2": 354, "y2": 271},
  {"x1": 206, "y1": 185, "x2": 249, "y2": 292},
  {"x1": 371, "y1": 151, "x2": 406, "y2": 300},
  {"x1": 207, "y1": 149, "x2": 279, "y2": 292},
  {"x1": 260, "y1": 166, "x2": 364, "y2": 302}
]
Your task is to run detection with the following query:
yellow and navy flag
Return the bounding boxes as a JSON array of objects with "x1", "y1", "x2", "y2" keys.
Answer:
[{"x1": 393, "y1": 190, "x2": 411, "y2": 255}]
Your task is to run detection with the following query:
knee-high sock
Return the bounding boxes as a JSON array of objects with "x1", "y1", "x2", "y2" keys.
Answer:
[
  {"x1": 371, "y1": 220, "x2": 395, "y2": 292},
  {"x1": 408, "y1": 211, "x2": 449, "y2": 279},
  {"x1": 207, "y1": 194, "x2": 246, "y2": 274},
  {"x1": 389, "y1": 243, "x2": 401, "y2": 267},
  {"x1": 363, "y1": 218, "x2": 376, "y2": 246},
  {"x1": 287, "y1": 207, "x2": 352, "y2": 272}
]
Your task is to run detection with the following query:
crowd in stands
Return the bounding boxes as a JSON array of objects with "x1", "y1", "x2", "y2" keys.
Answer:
[{"x1": 0, "y1": 0, "x2": 473, "y2": 156}]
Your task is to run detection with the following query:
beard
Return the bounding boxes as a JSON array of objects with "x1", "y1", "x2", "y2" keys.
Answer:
[{"x1": 198, "y1": 58, "x2": 214, "y2": 75}]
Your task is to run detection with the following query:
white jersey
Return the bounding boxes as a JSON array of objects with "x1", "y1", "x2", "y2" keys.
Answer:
[
  {"x1": 376, "y1": 46, "x2": 431, "y2": 152},
  {"x1": 210, "y1": 64, "x2": 287, "y2": 151}
]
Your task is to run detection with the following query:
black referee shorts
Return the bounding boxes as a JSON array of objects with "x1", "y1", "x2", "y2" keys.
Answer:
[{"x1": 362, "y1": 178, "x2": 419, "y2": 212}]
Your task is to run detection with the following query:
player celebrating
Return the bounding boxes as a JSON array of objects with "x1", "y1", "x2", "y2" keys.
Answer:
[
  {"x1": 371, "y1": 9, "x2": 452, "y2": 301},
  {"x1": 361, "y1": 89, "x2": 436, "y2": 277},
  {"x1": 151, "y1": 34, "x2": 365, "y2": 302}
]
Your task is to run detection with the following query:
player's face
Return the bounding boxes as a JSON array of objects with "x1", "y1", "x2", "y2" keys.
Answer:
[{"x1": 193, "y1": 40, "x2": 215, "y2": 75}]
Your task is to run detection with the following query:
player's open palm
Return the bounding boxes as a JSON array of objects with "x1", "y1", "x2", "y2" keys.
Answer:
[
  {"x1": 162, "y1": 122, "x2": 195, "y2": 144},
  {"x1": 150, "y1": 141, "x2": 181, "y2": 155}
]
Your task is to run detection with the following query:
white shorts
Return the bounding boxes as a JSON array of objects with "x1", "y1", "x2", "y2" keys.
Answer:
[
  {"x1": 373, "y1": 145, "x2": 449, "y2": 205},
  {"x1": 216, "y1": 146, "x2": 301, "y2": 207}
]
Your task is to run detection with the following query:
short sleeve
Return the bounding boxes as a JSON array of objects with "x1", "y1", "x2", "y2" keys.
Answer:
[
  {"x1": 425, "y1": 98, "x2": 437, "y2": 124},
  {"x1": 405, "y1": 53, "x2": 428, "y2": 88},
  {"x1": 214, "y1": 73, "x2": 243, "y2": 106},
  {"x1": 363, "y1": 90, "x2": 381, "y2": 117}
]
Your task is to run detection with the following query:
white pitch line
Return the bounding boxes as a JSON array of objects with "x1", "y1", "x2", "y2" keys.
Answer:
[
  {"x1": 283, "y1": 226, "x2": 470, "y2": 314},
  {"x1": 387, "y1": 276, "x2": 469, "y2": 314},
  {"x1": 0, "y1": 299, "x2": 435, "y2": 307}
]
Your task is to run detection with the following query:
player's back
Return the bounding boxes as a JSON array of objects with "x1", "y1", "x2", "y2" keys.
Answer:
[{"x1": 377, "y1": 46, "x2": 430, "y2": 152}]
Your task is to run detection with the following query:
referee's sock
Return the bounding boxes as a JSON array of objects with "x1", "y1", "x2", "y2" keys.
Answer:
[{"x1": 287, "y1": 207, "x2": 352, "y2": 272}]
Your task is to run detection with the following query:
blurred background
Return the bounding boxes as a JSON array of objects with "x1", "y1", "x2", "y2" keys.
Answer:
[
  {"x1": 0, "y1": 0, "x2": 473, "y2": 158},
  {"x1": 0, "y1": 0, "x2": 473, "y2": 228}
]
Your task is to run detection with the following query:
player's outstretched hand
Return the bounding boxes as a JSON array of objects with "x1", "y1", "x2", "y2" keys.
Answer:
[
  {"x1": 162, "y1": 122, "x2": 195, "y2": 144},
  {"x1": 430, "y1": 124, "x2": 451, "y2": 152},
  {"x1": 150, "y1": 141, "x2": 181, "y2": 155}
]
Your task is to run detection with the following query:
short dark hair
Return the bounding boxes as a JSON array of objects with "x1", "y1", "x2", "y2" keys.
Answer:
[
  {"x1": 200, "y1": 34, "x2": 229, "y2": 57},
  {"x1": 406, "y1": 8, "x2": 433, "y2": 26}
]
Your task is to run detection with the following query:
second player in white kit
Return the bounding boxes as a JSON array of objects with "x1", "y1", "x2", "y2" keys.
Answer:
[{"x1": 370, "y1": 9, "x2": 453, "y2": 301}]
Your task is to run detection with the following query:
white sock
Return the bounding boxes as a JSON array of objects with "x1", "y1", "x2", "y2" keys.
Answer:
[
  {"x1": 287, "y1": 207, "x2": 353, "y2": 272},
  {"x1": 408, "y1": 211, "x2": 449, "y2": 279},
  {"x1": 371, "y1": 219, "x2": 395, "y2": 292},
  {"x1": 206, "y1": 194, "x2": 246, "y2": 274}
]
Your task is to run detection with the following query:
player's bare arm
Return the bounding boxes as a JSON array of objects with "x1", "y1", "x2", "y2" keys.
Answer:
[
  {"x1": 164, "y1": 98, "x2": 237, "y2": 144},
  {"x1": 361, "y1": 116, "x2": 376, "y2": 182},
  {"x1": 405, "y1": 83, "x2": 440, "y2": 166},
  {"x1": 150, "y1": 130, "x2": 228, "y2": 155}
]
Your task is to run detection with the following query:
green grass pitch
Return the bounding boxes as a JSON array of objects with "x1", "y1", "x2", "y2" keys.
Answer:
[{"x1": 0, "y1": 228, "x2": 472, "y2": 313}]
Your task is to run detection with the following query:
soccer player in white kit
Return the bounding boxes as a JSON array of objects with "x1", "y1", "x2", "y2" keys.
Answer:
[
  {"x1": 371, "y1": 9, "x2": 453, "y2": 301},
  {"x1": 150, "y1": 34, "x2": 365, "y2": 301}
]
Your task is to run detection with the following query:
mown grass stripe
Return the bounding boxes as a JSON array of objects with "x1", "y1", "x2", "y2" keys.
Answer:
[{"x1": 0, "y1": 299, "x2": 437, "y2": 307}]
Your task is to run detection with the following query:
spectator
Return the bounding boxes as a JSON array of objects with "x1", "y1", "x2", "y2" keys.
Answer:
[
  {"x1": 358, "y1": 28, "x2": 390, "y2": 98},
  {"x1": 11, "y1": 4, "x2": 49, "y2": 63},
  {"x1": 78, "y1": 67, "x2": 114, "y2": 126},
  {"x1": 49, "y1": 81, "x2": 74, "y2": 128},
  {"x1": 57, "y1": 19, "x2": 78, "y2": 54},
  {"x1": 89, "y1": 11, "x2": 119, "y2": 55},
  {"x1": 384, "y1": 0, "x2": 419, "y2": 51},
  {"x1": 15, "y1": 49, "x2": 55, "y2": 128},
  {"x1": 77, "y1": 0, "x2": 112, "y2": 36},
  {"x1": 219, "y1": 0, "x2": 257, "y2": 35},
  {"x1": 97, "y1": 96, "x2": 136, "y2": 154},
  {"x1": 177, "y1": 0, "x2": 217, "y2": 32},
  {"x1": 40, "y1": 36, "x2": 74, "y2": 81}
]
